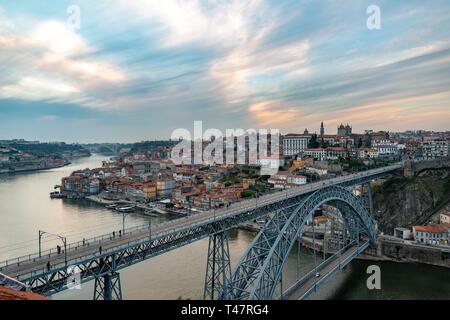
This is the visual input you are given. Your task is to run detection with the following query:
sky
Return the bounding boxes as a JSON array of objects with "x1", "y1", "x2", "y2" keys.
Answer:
[{"x1": 0, "y1": 0, "x2": 449, "y2": 143}]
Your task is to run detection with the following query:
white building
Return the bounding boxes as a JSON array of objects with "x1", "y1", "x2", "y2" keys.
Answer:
[
  {"x1": 373, "y1": 145, "x2": 398, "y2": 157},
  {"x1": 421, "y1": 137, "x2": 448, "y2": 160},
  {"x1": 413, "y1": 225, "x2": 449, "y2": 245},
  {"x1": 440, "y1": 211, "x2": 450, "y2": 224},
  {"x1": 283, "y1": 132, "x2": 312, "y2": 156},
  {"x1": 268, "y1": 173, "x2": 307, "y2": 189},
  {"x1": 394, "y1": 227, "x2": 412, "y2": 240},
  {"x1": 304, "y1": 148, "x2": 326, "y2": 161}
]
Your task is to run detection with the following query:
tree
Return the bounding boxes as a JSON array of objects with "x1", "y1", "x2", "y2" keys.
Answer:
[
  {"x1": 308, "y1": 134, "x2": 320, "y2": 148},
  {"x1": 241, "y1": 190, "x2": 256, "y2": 198}
]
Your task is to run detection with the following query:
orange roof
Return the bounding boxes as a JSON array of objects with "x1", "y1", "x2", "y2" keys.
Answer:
[
  {"x1": 414, "y1": 225, "x2": 449, "y2": 233},
  {"x1": 0, "y1": 286, "x2": 48, "y2": 300},
  {"x1": 305, "y1": 148, "x2": 325, "y2": 151}
]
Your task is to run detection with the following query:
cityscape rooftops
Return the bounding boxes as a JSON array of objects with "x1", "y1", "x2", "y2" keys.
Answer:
[{"x1": 413, "y1": 225, "x2": 449, "y2": 233}]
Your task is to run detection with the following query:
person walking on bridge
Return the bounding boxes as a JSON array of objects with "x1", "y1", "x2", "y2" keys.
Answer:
[
  {"x1": 46, "y1": 261, "x2": 50, "y2": 271},
  {"x1": 99, "y1": 246, "x2": 102, "y2": 255}
]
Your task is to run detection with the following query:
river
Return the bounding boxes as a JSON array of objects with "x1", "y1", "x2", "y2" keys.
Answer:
[{"x1": 0, "y1": 155, "x2": 448, "y2": 300}]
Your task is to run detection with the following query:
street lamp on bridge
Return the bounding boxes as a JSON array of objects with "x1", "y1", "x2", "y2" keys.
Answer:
[{"x1": 38, "y1": 230, "x2": 67, "y2": 268}]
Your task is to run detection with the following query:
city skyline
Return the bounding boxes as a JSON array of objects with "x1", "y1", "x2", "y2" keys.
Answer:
[{"x1": 1, "y1": 0, "x2": 450, "y2": 143}]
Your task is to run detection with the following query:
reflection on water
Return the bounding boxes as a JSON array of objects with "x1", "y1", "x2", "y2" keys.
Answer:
[{"x1": 0, "y1": 155, "x2": 448, "y2": 300}]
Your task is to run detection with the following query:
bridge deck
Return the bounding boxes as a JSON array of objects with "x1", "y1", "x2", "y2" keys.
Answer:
[
  {"x1": 284, "y1": 241, "x2": 369, "y2": 300},
  {"x1": 0, "y1": 165, "x2": 400, "y2": 282}
]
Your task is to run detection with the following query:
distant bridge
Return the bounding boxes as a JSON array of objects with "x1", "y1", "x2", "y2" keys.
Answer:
[
  {"x1": 0, "y1": 164, "x2": 402, "y2": 300},
  {"x1": 404, "y1": 157, "x2": 450, "y2": 177}
]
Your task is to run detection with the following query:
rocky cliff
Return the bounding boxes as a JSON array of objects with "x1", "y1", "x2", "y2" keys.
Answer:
[{"x1": 373, "y1": 168, "x2": 450, "y2": 233}]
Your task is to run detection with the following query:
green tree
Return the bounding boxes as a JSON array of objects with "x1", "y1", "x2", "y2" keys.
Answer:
[
  {"x1": 308, "y1": 134, "x2": 320, "y2": 148},
  {"x1": 241, "y1": 190, "x2": 256, "y2": 198}
]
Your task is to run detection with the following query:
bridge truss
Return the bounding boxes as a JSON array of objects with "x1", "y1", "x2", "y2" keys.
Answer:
[
  {"x1": 213, "y1": 185, "x2": 376, "y2": 300},
  {"x1": 0, "y1": 167, "x2": 397, "y2": 299}
]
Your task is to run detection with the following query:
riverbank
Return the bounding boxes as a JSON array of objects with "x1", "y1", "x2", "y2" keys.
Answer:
[
  {"x1": 0, "y1": 162, "x2": 71, "y2": 175},
  {"x1": 299, "y1": 234, "x2": 450, "y2": 269}
]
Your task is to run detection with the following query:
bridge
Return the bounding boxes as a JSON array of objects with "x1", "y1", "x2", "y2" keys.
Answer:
[
  {"x1": 0, "y1": 164, "x2": 402, "y2": 300},
  {"x1": 404, "y1": 157, "x2": 450, "y2": 177},
  {"x1": 283, "y1": 240, "x2": 369, "y2": 300}
]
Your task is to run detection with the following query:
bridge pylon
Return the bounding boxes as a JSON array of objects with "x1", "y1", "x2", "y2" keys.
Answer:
[
  {"x1": 93, "y1": 256, "x2": 123, "y2": 300},
  {"x1": 94, "y1": 272, "x2": 123, "y2": 300},
  {"x1": 203, "y1": 232, "x2": 231, "y2": 300}
]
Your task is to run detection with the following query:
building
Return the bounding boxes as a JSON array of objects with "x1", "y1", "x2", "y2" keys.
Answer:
[
  {"x1": 242, "y1": 178, "x2": 256, "y2": 190},
  {"x1": 156, "y1": 179, "x2": 176, "y2": 198},
  {"x1": 412, "y1": 225, "x2": 449, "y2": 245},
  {"x1": 325, "y1": 147, "x2": 347, "y2": 160},
  {"x1": 143, "y1": 182, "x2": 157, "y2": 200},
  {"x1": 257, "y1": 156, "x2": 285, "y2": 173},
  {"x1": 321, "y1": 135, "x2": 339, "y2": 146},
  {"x1": 268, "y1": 173, "x2": 307, "y2": 189},
  {"x1": 421, "y1": 137, "x2": 448, "y2": 159},
  {"x1": 282, "y1": 130, "x2": 312, "y2": 156},
  {"x1": 304, "y1": 148, "x2": 326, "y2": 161},
  {"x1": 373, "y1": 145, "x2": 398, "y2": 157},
  {"x1": 394, "y1": 227, "x2": 412, "y2": 240},
  {"x1": 337, "y1": 124, "x2": 352, "y2": 137},
  {"x1": 358, "y1": 148, "x2": 379, "y2": 159},
  {"x1": 440, "y1": 211, "x2": 450, "y2": 224}
]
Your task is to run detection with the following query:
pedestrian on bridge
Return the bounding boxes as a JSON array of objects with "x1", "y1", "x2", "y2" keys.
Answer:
[
  {"x1": 57, "y1": 245, "x2": 61, "y2": 254},
  {"x1": 119, "y1": 230, "x2": 122, "y2": 237},
  {"x1": 46, "y1": 261, "x2": 50, "y2": 271},
  {"x1": 99, "y1": 246, "x2": 102, "y2": 254},
  {"x1": 113, "y1": 231, "x2": 115, "y2": 238}
]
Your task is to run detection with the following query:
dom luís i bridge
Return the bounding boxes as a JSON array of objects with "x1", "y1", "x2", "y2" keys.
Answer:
[{"x1": 0, "y1": 164, "x2": 403, "y2": 300}]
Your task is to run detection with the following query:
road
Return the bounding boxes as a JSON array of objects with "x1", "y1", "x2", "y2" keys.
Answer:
[
  {"x1": 0, "y1": 164, "x2": 401, "y2": 281},
  {"x1": 284, "y1": 243, "x2": 361, "y2": 300}
]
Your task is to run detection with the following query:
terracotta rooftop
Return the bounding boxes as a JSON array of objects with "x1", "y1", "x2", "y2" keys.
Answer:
[
  {"x1": 414, "y1": 225, "x2": 449, "y2": 233},
  {"x1": 0, "y1": 285, "x2": 48, "y2": 300}
]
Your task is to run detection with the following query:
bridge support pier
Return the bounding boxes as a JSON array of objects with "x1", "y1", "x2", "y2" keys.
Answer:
[
  {"x1": 203, "y1": 232, "x2": 231, "y2": 300},
  {"x1": 94, "y1": 272, "x2": 123, "y2": 300},
  {"x1": 363, "y1": 182, "x2": 373, "y2": 216}
]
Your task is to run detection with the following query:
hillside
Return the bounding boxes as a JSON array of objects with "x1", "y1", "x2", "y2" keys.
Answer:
[{"x1": 373, "y1": 168, "x2": 450, "y2": 233}]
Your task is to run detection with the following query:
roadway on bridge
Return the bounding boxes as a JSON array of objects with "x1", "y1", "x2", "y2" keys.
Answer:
[
  {"x1": 284, "y1": 243, "x2": 361, "y2": 300},
  {"x1": 0, "y1": 165, "x2": 401, "y2": 281}
]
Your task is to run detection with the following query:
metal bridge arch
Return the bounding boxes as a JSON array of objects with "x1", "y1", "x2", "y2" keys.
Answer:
[{"x1": 223, "y1": 185, "x2": 376, "y2": 300}]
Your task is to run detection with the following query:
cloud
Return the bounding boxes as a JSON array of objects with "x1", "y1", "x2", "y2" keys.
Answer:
[
  {"x1": 38, "y1": 115, "x2": 60, "y2": 122},
  {"x1": 249, "y1": 100, "x2": 302, "y2": 127},
  {"x1": 115, "y1": 0, "x2": 265, "y2": 48},
  {"x1": 0, "y1": 18, "x2": 127, "y2": 108},
  {"x1": 1, "y1": 0, "x2": 450, "y2": 142}
]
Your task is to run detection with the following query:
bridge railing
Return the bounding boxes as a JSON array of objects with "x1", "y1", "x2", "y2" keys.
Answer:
[
  {"x1": 12, "y1": 217, "x2": 219, "y2": 281},
  {"x1": 0, "y1": 224, "x2": 148, "y2": 270},
  {"x1": 0, "y1": 164, "x2": 402, "y2": 277}
]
